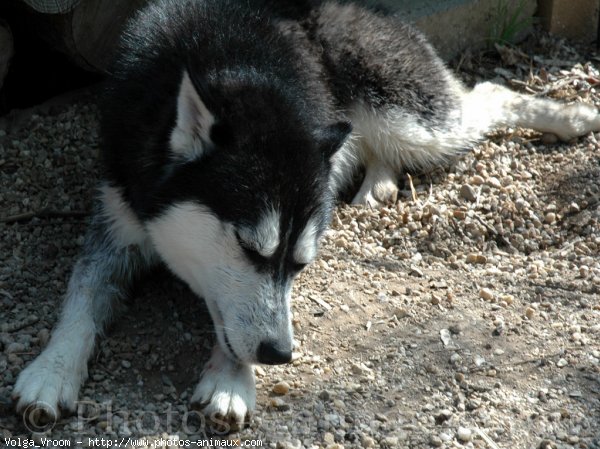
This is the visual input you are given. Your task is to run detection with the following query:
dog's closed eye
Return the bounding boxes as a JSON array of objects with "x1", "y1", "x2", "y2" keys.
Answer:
[
  {"x1": 235, "y1": 230, "x2": 269, "y2": 263},
  {"x1": 289, "y1": 261, "x2": 308, "y2": 273}
]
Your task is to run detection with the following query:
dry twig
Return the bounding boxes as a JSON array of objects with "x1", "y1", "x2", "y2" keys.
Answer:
[{"x1": 0, "y1": 208, "x2": 88, "y2": 224}]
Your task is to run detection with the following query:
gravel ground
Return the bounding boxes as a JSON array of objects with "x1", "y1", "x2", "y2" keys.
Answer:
[{"x1": 1, "y1": 33, "x2": 600, "y2": 449}]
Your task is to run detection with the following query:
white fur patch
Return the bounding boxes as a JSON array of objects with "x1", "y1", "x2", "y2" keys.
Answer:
[
  {"x1": 191, "y1": 345, "x2": 256, "y2": 426},
  {"x1": 145, "y1": 202, "x2": 291, "y2": 363},
  {"x1": 466, "y1": 81, "x2": 600, "y2": 141},
  {"x1": 170, "y1": 70, "x2": 215, "y2": 160},
  {"x1": 99, "y1": 184, "x2": 148, "y2": 248},
  {"x1": 334, "y1": 83, "x2": 600, "y2": 205},
  {"x1": 145, "y1": 202, "x2": 232, "y2": 298},
  {"x1": 237, "y1": 208, "x2": 281, "y2": 258},
  {"x1": 333, "y1": 83, "x2": 600, "y2": 206},
  {"x1": 146, "y1": 202, "x2": 245, "y2": 358},
  {"x1": 13, "y1": 266, "x2": 98, "y2": 419},
  {"x1": 293, "y1": 218, "x2": 319, "y2": 264},
  {"x1": 347, "y1": 103, "x2": 468, "y2": 173},
  {"x1": 351, "y1": 160, "x2": 398, "y2": 207},
  {"x1": 12, "y1": 337, "x2": 89, "y2": 419}
]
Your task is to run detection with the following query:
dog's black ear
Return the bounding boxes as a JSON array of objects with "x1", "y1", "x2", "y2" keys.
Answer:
[
  {"x1": 315, "y1": 121, "x2": 352, "y2": 160},
  {"x1": 170, "y1": 70, "x2": 215, "y2": 160}
]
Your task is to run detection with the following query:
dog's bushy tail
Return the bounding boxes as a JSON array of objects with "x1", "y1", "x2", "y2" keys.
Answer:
[{"x1": 460, "y1": 81, "x2": 600, "y2": 141}]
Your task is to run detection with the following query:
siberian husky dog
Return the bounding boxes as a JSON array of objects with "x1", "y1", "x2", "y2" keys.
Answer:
[{"x1": 13, "y1": 0, "x2": 600, "y2": 429}]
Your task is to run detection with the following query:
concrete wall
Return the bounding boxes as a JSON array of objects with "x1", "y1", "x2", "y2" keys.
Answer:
[{"x1": 378, "y1": 0, "x2": 537, "y2": 58}]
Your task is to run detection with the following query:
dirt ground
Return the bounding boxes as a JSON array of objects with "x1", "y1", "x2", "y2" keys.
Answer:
[{"x1": 0, "y1": 32, "x2": 599, "y2": 449}]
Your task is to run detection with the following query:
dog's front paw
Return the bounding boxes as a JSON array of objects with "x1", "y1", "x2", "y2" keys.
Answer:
[
  {"x1": 352, "y1": 177, "x2": 398, "y2": 207},
  {"x1": 190, "y1": 346, "x2": 255, "y2": 431},
  {"x1": 12, "y1": 351, "x2": 84, "y2": 430},
  {"x1": 352, "y1": 162, "x2": 398, "y2": 207}
]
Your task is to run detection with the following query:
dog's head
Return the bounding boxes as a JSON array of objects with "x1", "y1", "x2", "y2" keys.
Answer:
[{"x1": 145, "y1": 70, "x2": 351, "y2": 364}]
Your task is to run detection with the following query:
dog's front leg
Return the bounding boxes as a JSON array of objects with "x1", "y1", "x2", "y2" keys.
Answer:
[
  {"x1": 12, "y1": 208, "x2": 153, "y2": 429},
  {"x1": 190, "y1": 344, "x2": 256, "y2": 431}
]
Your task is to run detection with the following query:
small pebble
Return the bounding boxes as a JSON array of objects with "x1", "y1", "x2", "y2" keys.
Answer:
[
  {"x1": 457, "y1": 427, "x2": 472, "y2": 442},
  {"x1": 37, "y1": 329, "x2": 50, "y2": 346},
  {"x1": 480, "y1": 288, "x2": 494, "y2": 301},
  {"x1": 453, "y1": 209, "x2": 466, "y2": 219},
  {"x1": 429, "y1": 435, "x2": 443, "y2": 447},
  {"x1": 460, "y1": 184, "x2": 477, "y2": 202},
  {"x1": 436, "y1": 409, "x2": 452, "y2": 423},
  {"x1": 501, "y1": 294, "x2": 514, "y2": 305},
  {"x1": 440, "y1": 432, "x2": 453, "y2": 442},
  {"x1": 277, "y1": 442, "x2": 301, "y2": 449},
  {"x1": 541, "y1": 133, "x2": 558, "y2": 144},
  {"x1": 269, "y1": 397, "x2": 290, "y2": 410},
  {"x1": 361, "y1": 435, "x2": 375, "y2": 448},
  {"x1": 538, "y1": 439, "x2": 556, "y2": 449},
  {"x1": 556, "y1": 358, "x2": 568, "y2": 368},
  {"x1": 467, "y1": 253, "x2": 487, "y2": 264},
  {"x1": 375, "y1": 412, "x2": 388, "y2": 422},
  {"x1": 450, "y1": 353, "x2": 462, "y2": 364},
  {"x1": 487, "y1": 177, "x2": 502, "y2": 189},
  {"x1": 333, "y1": 399, "x2": 346, "y2": 410},
  {"x1": 394, "y1": 307, "x2": 409, "y2": 318},
  {"x1": 319, "y1": 390, "x2": 332, "y2": 401},
  {"x1": 273, "y1": 381, "x2": 290, "y2": 395},
  {"x1": 471, "y1": 175, "x2": 485, "y2": 185},
  {"x1": 382, "y1": 436, "x2": 398, "y2": 447},
  {"x1": 5, "y1": 342, "x2": 25, "y2": 354},
  {"x1": 544, "y1": 212, "x2": 556, "y2": 224}
]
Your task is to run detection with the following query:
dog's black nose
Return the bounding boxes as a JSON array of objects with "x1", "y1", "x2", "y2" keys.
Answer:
[{"x1": 257, "y1": 340, "x2": 292, "y2": 365}]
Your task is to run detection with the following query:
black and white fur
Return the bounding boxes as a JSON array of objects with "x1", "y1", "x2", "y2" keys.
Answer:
[{"x1": 13, "y1": 0, "x2": 600, "y2": 428}]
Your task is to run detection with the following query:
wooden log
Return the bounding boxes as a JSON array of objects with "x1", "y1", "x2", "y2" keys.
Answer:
[
  {"x1": 24, "y1": 0, "x2": 148, "y2": 72},
  {"x1": 68, "y1": 0, "x2": 148, "y2": 71},
  {"x1": 20, "y1": 0, "x2": 81, "y2": 14},
  {"x1": 538, "y1": 0, "x2": 600, "y2": 43}
]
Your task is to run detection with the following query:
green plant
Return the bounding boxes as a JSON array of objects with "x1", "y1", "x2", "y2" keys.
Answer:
[{"x1": 489, "y1": 0, "x2": 533, "y2": 46}]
